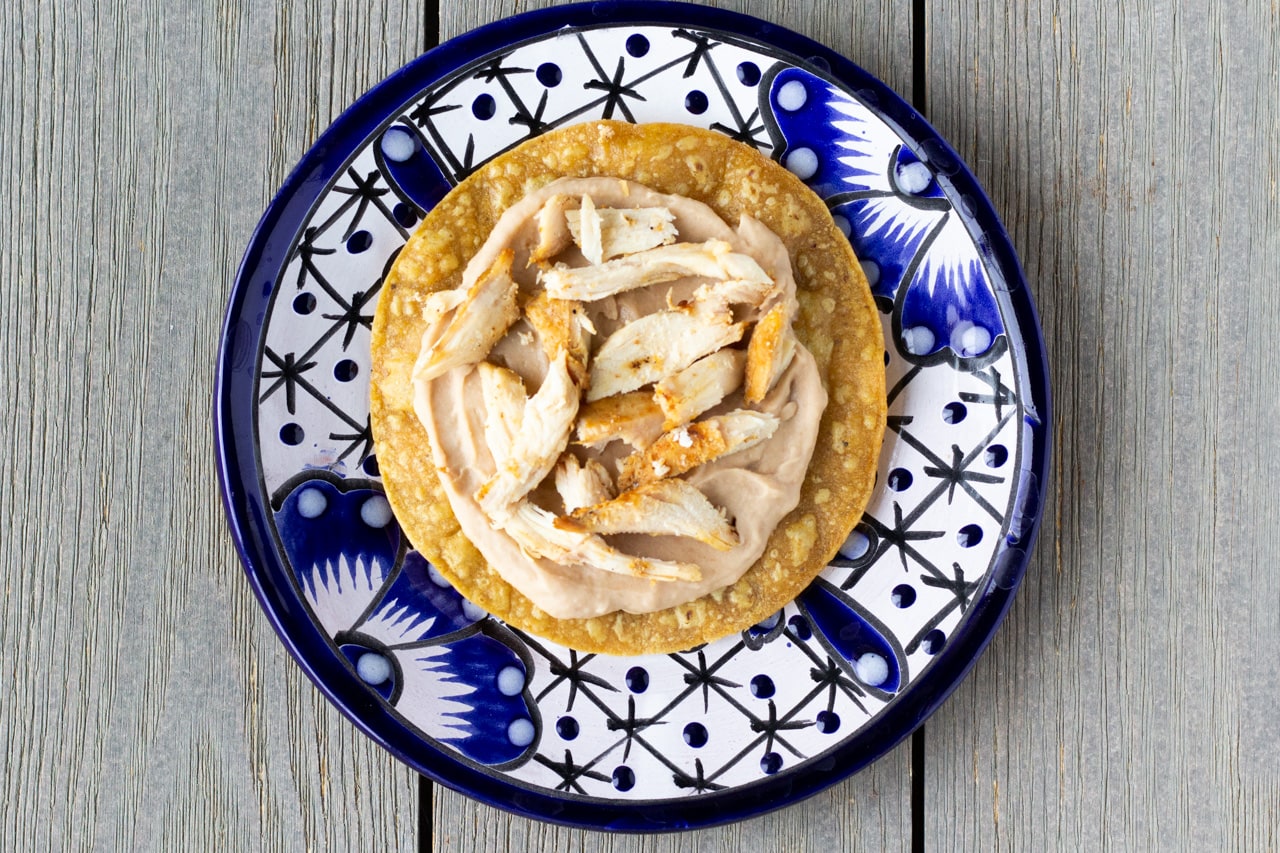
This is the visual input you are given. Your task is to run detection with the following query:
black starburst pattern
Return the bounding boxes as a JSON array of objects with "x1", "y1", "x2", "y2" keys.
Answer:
[
  {"x1": 583, "y1": 55, "x2": 647, "y2": 121},
  {"x1": 960, "y1": 366, "x2": 1015, "y2": 420},
  {"x1": 921, "y1": 562, "x2": 980, "y2": 614},
  {"x1": 320, "y1": 285, "x2": 378, "y2": 350},
  {"x1": 329, "y1": 415, "x2": 372, "y2": 465},
  {"x1": 672, "y1": 757, "x2": 724, "y2": 793},
  {"x1": 471, "y1": 56, "x2": 550, "y2": 141},
  {"x1": 527, "y1": 642, "x2": 616, "y2": 713},
  {"x1": 674, "y1": 647, "x2": 742, "y2": 713},
  {"x1": 534, "y1": 749, "x2": 611, "y2": 794},
  {"x1": 317, "y1": 167, "x2": 404, "y2": 241},
  {"x1": 808, "y1": 656, "x2": 870, "y2": 716},
  {"x1": 893, "y1": 410, "x2": 1015, "y2": 522},
  {"x1": 672, "y1": 29, "x2": 719, "y2": 77},
  {"x1": 921, "y1": 444, "x2": 1005, "y2": 505},
  {"x1": 864, "y1": 501, "x2": 946, "y2": 573},
  {"x1": 606, "y1": 696, "x2": 666, "y2": 761},
  {"x1": 260, "y1": 348, "x2": 316, "y2": 414},
  {"x1": 749, "y1": 700, "x2": 811, "y2": 758},
  {"x1": 290, "y1": 227, "x2": 336, "y2": 292}
]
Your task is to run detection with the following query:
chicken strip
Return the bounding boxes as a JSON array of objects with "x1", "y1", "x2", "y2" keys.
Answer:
[
  {"x1": 587, "y1": 303, "x2": 746, "y2": 401},
  {"x1": 653, "y1": 348, "x2": 746, "y2": 430},
  {"x1": 559, "y1": 478, "x2": 739, "y2": 551},
  {"x1": 744, "y1": 301, "x2": 798, "y2": 403},
  {"x1": 573, "y1": 390, "x2": 666, "y2": 450},
  {"x1": 501, "y1": 501, "x2": 701, "y2": 582},
  {"x1": 529, "y1": 194, "x2": 574, "y2": 263},
  {"x1": 691, "y1": 276, "x2": 778, "y2": 313},
  {"x1": 524, "y1": 291, "x2": 592, "y2": 386},
  {"x1": 575, "y1": 195, "x2": 604, "y2": 265},
  {"x1": 566, "y1": 205, "x2": 677, "y2": 260},
  {"x1": 475, "y1": 352, "x2": 581, "y2": 518},
  {"x1": 617, "y1": 409, "x2": 781, "y2": 491},
  {"x1": 419, "y1": 288, "x2": 465, "y2": 324},
  {"x1": 554, "y1": 454, "x2": 616, "y2": 514},
  {"x1": 414, "y1": 249, "x2": 519, "y2": 382},
  {"x1": 477, "y1": 362, "x2": 526, "y2": 467},
  {"x1": 540, "y1": 240, "x2": 771, "y2": 302}
]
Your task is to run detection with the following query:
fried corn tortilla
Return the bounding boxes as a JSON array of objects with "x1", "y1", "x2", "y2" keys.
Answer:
[{"x1": 371, "y1": 121, "x2": 885, "y2": 655}]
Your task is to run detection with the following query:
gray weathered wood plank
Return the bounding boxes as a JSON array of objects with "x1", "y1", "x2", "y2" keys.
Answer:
[
  {"x1": 0, "y1": 0, "x2": 421, "y2": 848},
  {"x1": 431, "y1": 0, "x2": 914, "y2": 847},
  {"x1": 923, "y1": 0, "x2": 1280, "y2": 849}
]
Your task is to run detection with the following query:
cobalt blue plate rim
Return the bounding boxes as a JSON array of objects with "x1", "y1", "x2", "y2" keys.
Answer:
[{"x1": 214, "y1": 1, "x2": 1051, "y2": 832}]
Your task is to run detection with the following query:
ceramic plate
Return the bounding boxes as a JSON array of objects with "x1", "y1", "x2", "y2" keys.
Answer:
[{"x1": 216, "y1": 1, "x2": 1050, "y2": 831}]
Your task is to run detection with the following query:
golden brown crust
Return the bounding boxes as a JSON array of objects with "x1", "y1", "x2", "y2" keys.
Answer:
[{"x1": 370, "y1": 121, "x2": 886, "y2": 655}]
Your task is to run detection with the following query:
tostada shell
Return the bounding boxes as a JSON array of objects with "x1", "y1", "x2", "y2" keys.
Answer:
[{"x1": 370, "y1": 121, "x2": 885, "y2": 655}]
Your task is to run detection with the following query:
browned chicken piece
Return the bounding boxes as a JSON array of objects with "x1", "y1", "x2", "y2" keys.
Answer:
[
  {"x1": 573, "y1": 390, "x2": 666, "y2": 450},
  {"x1": 566, "y1": 205, "x2": 677, "y2": 260},
  {"x1": 559, "y1": 478, "x2": 739, "y2": 551},
  {"x1": 587, "y1": 302, "x2": 746, "y2": 401},
  {"x1": 414, "y1": 249, "x2": 520, "y2": 382},
  {"x1": 500, "y1": 501, "x2": 701, "y2": 582},
  {"x1": 475, "y1": 352, "x2": 581, "y2": 519},
  {"x1": 744, "y1": 301, "x2": 799, "y2": 403},
  {"x1": 616, "y1": 410, "x2": 781, "y2": 491},
  {"x1": 554, "y1": 454, "x2": 616, "y2": 514},
  {"x1": 477, "y1": 362, "x2": 527, "y2": 467},
  {"x1": 529, "y1": 194, "x2": 575, "y2": 263},
  {"x1": 541, "y1": 240, "x2": 771, "y2": 302},
  {"x1": 524, "y1": 291, "x2": 592, "y2": 386},
  {"x1": 653, "y1": 348, "x2": 746, "y2": 430}
]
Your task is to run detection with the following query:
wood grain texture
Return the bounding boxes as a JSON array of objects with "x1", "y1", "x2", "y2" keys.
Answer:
[
  {"x1": 431, "y1": 1, "x2": 914, "y2": 848},
  {"x1": 923, "y1": 0, "x2": 1280, "y2": 849},
  {"x1": 0, "y1": 0, "x2": 421, "y2": 848}
]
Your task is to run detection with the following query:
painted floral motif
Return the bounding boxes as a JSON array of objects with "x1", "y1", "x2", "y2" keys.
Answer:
[
  {"x1": 764, "y1": 66, "x2": 1007, "y2": 369},
  {"x1": 273, "y1": 473, "x2": 539, "y2": 767}
]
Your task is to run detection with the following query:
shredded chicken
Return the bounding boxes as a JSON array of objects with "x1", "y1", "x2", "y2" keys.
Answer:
[
  {"x1": 716, "y1": 250, "x2": 772, "y2": 287},
  {"x1": 566, "y1": 205, "x2": 677, "y2": 260},
  {"x1": 477, "y1": 362, "x2": 526, "y2": 467},
  {"x1": 745, "y1": 301, "x2": 798, "y2": 403},
  {"x1": 500, "y1": 501, "x2": 701, "y2": 582},
  {"x1": 554, "y1": 454, "x2": 615, "y2": 513},
  {"x1": 422, "y1": 190, "x2": 811, "y2": 586},
  {"x1": 560, "y1": 478, "x2": 739, "y2": 551},
  {"x1": 654, "y1": 348, "x2": 746, "y2": 430},
  {"x1": 575, "y1": 195, "x2": 604, "y2": 265},
  {"x1": 574, "y1": 390, "x2": 666, "y2": 449},
  {"x1": 617, "y1": 410, "x2": 781, "y2": 491},
  {"x1": 524, "y1": 291, "x2": 591, "y2": 386},
  {"x1": 540, "y1": 240, "x2": 771, "y2": 302},
  {"x1": 587, "y1": 303, "x2": 746, "y2": 401},
  {"x1": 475, "y1": 353, "x2": 581, "y2": 518},
  {"x1": 419, "y1": 289, "x2": 465, "y2": 325},
  {"x1": 414, "y1": 249, "x2": 519, "y2": 382},
  {"x1": 690, "y1": 277, "x2": 778, "y2": 313},
  {"x1": 529, "y1": 194, "x2": 574, "y2": 263}
]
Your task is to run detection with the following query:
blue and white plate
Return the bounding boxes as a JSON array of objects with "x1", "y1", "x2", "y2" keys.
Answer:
[{"x1": 216, "y1": 1, "x2": 1050, "y2": 831}]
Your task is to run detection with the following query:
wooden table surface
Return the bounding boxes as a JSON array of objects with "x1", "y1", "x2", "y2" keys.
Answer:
[{"x1": 4, "y1": 0, "x2": 1277, "y2": 849}]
